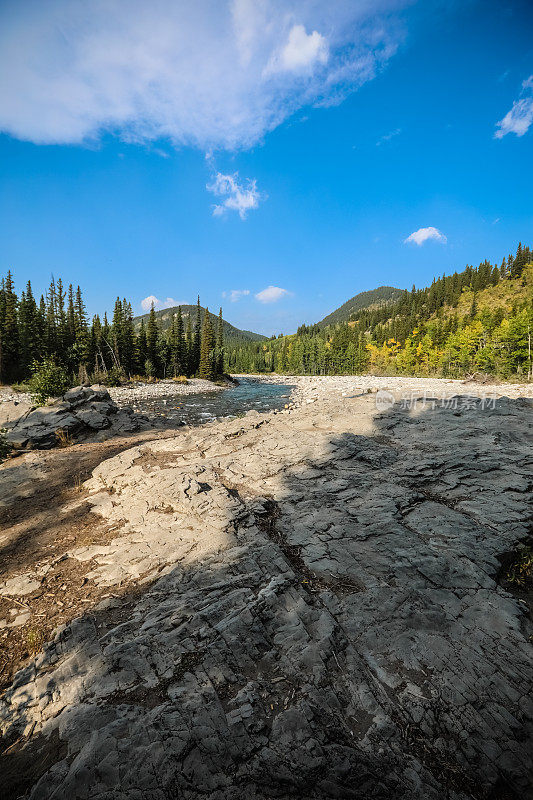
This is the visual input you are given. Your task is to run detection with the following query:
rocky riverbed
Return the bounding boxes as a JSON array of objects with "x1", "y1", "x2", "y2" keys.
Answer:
[{"x1": 0, "y1": 377, "x2": 532, "y2": 799}]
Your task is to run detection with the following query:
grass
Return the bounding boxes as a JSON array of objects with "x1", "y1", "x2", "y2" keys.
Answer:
[
  {"x1": 504, "y1": 546, "x2": 533, "y2": 589},
  {"x1": 55, "y1": 428, "x2": 73, "y2": 448},
  {"x1": 26, "y1": 627, "x2": 46, "y2": 655}
]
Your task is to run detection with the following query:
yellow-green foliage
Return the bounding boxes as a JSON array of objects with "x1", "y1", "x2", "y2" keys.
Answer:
[{"x1": 453, "y1": 264, "x2": 533, "y2": 318}]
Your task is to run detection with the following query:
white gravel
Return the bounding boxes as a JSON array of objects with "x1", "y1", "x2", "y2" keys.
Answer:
[
  {"x1": 108, "y1": 378, "x2": 226, "y2": 408},
  {"x1": 234, "y1": 373, "x2": 533, "y2": 402}
]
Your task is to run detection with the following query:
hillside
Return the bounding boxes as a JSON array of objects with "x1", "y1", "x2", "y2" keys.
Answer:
[
  {"x1": 225, "y1": 243, "x2": 532, "y2": 378},
  {"x1": 318, "y1": 286, "x2": 403, "y2": 328},
  {"x1": 133, "y1": 304, "x2": 266, "y2": 344}
]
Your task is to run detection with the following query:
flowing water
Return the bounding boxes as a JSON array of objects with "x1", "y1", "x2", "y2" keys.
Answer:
[{"x1": 131, "y1": 378, "x2": 294, "y2": 427}]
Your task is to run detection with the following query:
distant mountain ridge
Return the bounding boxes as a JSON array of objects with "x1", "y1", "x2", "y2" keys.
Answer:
[
  {"x1": 133, "y1": 304, "x2": 266, "y2": 344},
  {"x1": 318, "y1": 286, "x2": 403, "y2": 328}
]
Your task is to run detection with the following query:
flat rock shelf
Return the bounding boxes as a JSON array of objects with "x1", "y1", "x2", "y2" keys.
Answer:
[{"x1": 0, "y1": 379, "x2": 532, "y2": 800}]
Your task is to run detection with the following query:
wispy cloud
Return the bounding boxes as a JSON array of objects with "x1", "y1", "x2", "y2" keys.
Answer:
[
  {"x1": 255, "y1": 286, "x2": 292, "y2": 303},
  {"x1": 222, "y1": 289, "x2": 250, "y2": 302},
  {"x1": 376, "y1": 127, "x2": 401, "y2": 146},
  {"x1": 207, "y1": 172, "x2": 262, "y2": 219},
  {"x1": 0, "y1": 1, "x2": 410, "y2": 151},
  {"x1": 141, "y1": 295, "x2": 181, "y2": 311},
  {"x1": 495, "y1": 75, "x2": 533, "y2": 138},
  {"x1": 404, "y1": 227, "x2": 447, "y2": 246}
]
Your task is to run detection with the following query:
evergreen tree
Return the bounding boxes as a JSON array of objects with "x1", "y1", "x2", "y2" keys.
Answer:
[
  {"x1": 216, "y1": 307, "x2": 224, "y2": 376},
  {"x1": 199, "y1": 307, "x2": 215, "y2": 380},
  {"x1": 146, "y1": 303, "x2": 159, "y2": 375},
  {"x1": 19, "y1": 280, "x2": 41, "y2": 373},
  {"x1": 66, "y1": 284, "x2": 77, "y2": 345},
  {"x1": 136, "y1": 319, "x2": 147, "y2": 374},
  {"x1": 0, "y1": 271, "x2": 19, "y2": 382},
  {"x1": 111, "y1": 297, "x2": 124, "y2": 366},
  {"x1": 55, "y1": 277, "x2": 68, "y2": 355},
  {"x1": 75, "y1": 286, "x2": 87, "y2": 329},
  {"x1": 192, "y1": 296, "x2": 202, "y2": 375},
  {"x1": 121, "y1": 300, "x2": 136, "y2": 375},
  {"x1": 169, "y1": 307, "x2": 185, "y2": 376},
  {"x1": 185, "y1": 314, "x2": 193, "y2": 376}
]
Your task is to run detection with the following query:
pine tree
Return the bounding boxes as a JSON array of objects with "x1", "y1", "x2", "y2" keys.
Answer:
[
  {"x1": 136, "y1": 319, "x2": 147, "y2": 374},
  {"x1": 192, "y1": 296, "x2": 202, "y2": 375},
  {"x1": 75, "y1": 286, "x2": 87, "y2": 330},
  {"x1": 55, "y1": 277, "x2": 68, "y2": 355},
  {"x1": 185, "y1": 314, "x2": 193, "y2": 376},
  {"x1": 111, "y1": 297, "x2": 124, "y2": 367},
  {"x1": 0, "y1": 271, "x2": 19, "y2": 382},
  {"x1": 146, "y1": 303, "x2": 159, "y2": 375},
  {"x1": 121, "y1": 300, "x2": 136, "y2": 375},
  {"x1": 199, "y1": 307, "x2": 215, "y2": 380},
  {"x1": 45, "y1": 277, "x2": 58, "y2": 356},
  {"x1": 169, "y1": 307, "x2": 185, "y2": 376},
  {"x1": 216, "y1": 307, "x2": 224, "y2": 377},
  {"x1": 67, "y1": 284, "x2": 77, "y2": 344},
  {"x1": 19, "y1": 281, "x2": 40, "y2": 373}
]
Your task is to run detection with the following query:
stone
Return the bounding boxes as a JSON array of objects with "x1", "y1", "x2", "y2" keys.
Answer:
[
  {"x1": 3, "y1": 384, "x2": 148, "y2": 449},
  {"x1": 0, "y1": 384, "x2": 532, "y2": 799}
]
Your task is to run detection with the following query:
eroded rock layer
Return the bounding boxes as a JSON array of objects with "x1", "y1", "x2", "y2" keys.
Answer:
[{"x1": 1, "y1": 392, "x2": 532, "y2": 799}]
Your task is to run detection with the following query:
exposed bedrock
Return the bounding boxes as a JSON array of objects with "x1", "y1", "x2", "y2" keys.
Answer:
[{"x1": 1, "y1": 394, "x2": 532, "y2": 799}]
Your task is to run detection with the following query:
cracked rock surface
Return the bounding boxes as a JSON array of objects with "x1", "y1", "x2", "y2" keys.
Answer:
[{"x1": 1, "y1": 391, "x2": 532, "y2": 799}]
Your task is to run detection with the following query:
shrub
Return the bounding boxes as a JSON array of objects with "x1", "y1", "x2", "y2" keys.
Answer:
[
  {"x1": 28, "y1": 359, "x2": 71, "y2": 406},
  {"x1": 89, "y1": 367, "x2": 126, "y2": 387},
  {"x1": 101, "y1": 367, "x2": 126, "y2": 387},
  {"x1": 11, "y1": 382, "x2": 31, "y2": 393}
]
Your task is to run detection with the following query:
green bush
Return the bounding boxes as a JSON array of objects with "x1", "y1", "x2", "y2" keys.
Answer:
[
  {"x1": 28, "y1": 359, "x2": 72, "y2": 406},
  {"x1": 101, "y1": 367, "x2": 126, "y2": 387}
]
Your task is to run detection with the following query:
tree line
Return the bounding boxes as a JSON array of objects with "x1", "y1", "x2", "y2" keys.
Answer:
[
  {"x1": 0, "y1": 277, "x2": 225, "y2": 385},
  {"x1": 227, "y1": 243, "x2": 533, "y2": 379},
  {"x1": 2, "y1": 242, "x2": 531, "y2": 386}
]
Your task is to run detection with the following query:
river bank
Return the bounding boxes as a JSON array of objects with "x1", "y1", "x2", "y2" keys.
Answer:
[
  {"x1": 234, "y1": 372, "x2": 533, "y2": 401},
  {"x1": 0, "y1": 376, "x2": 532, "y2": 799}
]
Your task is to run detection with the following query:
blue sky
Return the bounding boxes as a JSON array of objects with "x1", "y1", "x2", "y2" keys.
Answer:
[{"x1": 1, "y1": 0, "x2": 532, "y2": 335}]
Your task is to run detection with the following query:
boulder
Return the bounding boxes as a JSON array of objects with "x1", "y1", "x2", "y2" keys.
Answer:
[{"x1": 5, "y1": 385, "x2": 145, "y2": 449}]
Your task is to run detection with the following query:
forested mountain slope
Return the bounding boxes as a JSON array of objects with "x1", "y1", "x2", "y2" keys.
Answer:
[
  {"x1": 318, "y1": 286, "x2": 402, "y2": 327},
  {"x1": 227, "y1": 243, "x2": 533, "y2": 379},
  {"x1": 133, "y1": 304, "x2": 265, "y2": 345}
]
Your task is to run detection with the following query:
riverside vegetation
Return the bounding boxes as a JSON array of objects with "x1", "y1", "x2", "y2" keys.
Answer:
[
  {"x1": 0, "y1": 243, "x2": 531, "y2": 395},
  {"x1": 0, "y1": 287, "x2": 226, "y2": 397},
  {"x1": 229, "y1": 243, "x2": 533, "y2": 379}
]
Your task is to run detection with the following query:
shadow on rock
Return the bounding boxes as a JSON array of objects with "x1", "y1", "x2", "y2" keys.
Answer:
[{"x1": 0, "y1": 394, "x2": 532, "y2": 800}]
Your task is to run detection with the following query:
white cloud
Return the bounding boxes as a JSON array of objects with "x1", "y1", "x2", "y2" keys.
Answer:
[
  {"x1": 141, "y1": 295, "x2": 180, "y2": 311},
  {"x1": 207, "y1": 172, "x2": 262, "y2": 219},
  {"x1": 255, "y1": 286, "x2": 292, "y2": 303},
  {"x1": 404, "y1": 227, "x2": 447, "y2": 246},
  {"x1": 495, "y1": 75, "x2": 533, "y2": 138},
  {"x1": 223, "y1": 289, "x2": 250, "y2": 302},
  {"x1": 264, "y1": 24, "x2": 328, "y2": 75},
  {"x1": 0, "y1": 0, "x2": 409, "y2": 151}
]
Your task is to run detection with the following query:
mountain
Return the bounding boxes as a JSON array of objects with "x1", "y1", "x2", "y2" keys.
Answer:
[
  {"x1": 318, "y1": 286, "x2": 403, "y2": 328},
  {"x1": 133, "y1": 305, "x2": 266, "y2": 344}
]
